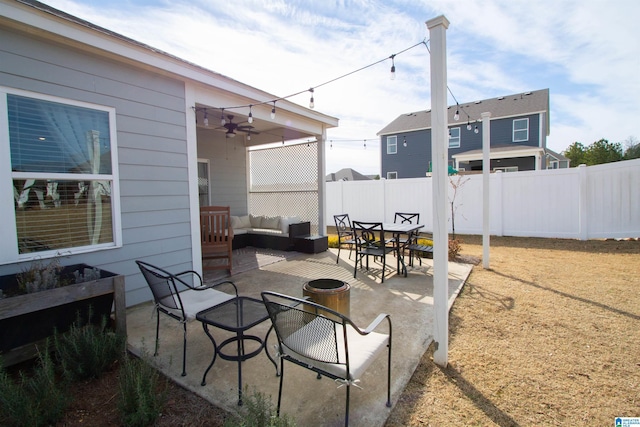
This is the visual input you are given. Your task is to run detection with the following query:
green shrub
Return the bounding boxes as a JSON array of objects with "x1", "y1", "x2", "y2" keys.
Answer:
[
  {"x1": 118, "y1": 353, "x2": 166, "y2": 427},
  {"x1": 0, "y1": 348, "x2": 69, "y2": 427},
  {"x1": 224, "y1": 387, "x2": 296, "y2": 427},
  {"x1": 54, "y1": 312, "x2": 126, "y2": 381}
]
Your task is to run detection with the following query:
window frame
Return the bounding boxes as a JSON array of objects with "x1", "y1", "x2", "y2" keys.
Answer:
[
  {"x1": 0, "y1": 87, "x2": 122, "y2": 264},
  {"x1": 386, "y1": 135, "x2": 397, "y2": 154},
  {"x1": 448, "y1": 127, "x2": 461, "y2": 148},
  {"x1": 513, "y1": 118, "x2": 529, "y2": 142},
  {"x1": 493, "y1": 166, "x2": 519, "y2": 173},
  {"x1": 387, "y1": 171, "x2": 398, "y2": 179}
]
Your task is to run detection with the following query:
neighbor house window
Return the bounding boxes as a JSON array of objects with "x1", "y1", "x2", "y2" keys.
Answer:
[
  {"x1": 387, "y1": 171, "x2": 397, "y2": 179},
  {"x1": 448, "y1": 127, "x2": 460, "y2": 148},
  {"x1": 1, "y1": 89, "x2": 120, "y2": 263},
  {"x1": 494, "y1": 166, "x2": 519, "y2": 172},
  {"x1": 387, "y1": 136, "x2": 397, "y2": 154},
  {"x1": 513, "y1": 118, "x2": 529, "y2": 142}
]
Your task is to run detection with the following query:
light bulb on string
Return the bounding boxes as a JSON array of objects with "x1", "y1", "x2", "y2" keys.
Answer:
[
  {"x1": 271, "y1": 101, "x2": 276, "y2": 120},
  {"x1": 474, "y1": 125, "x2": 479, "y2": 134},
  {"x1": 454, "y1": 106, "x2": 459, "y2": 121},
  {"x1": 247, "y1": 133, "x2": 251, "y2": 141},
  {"x1": 309, "y1": 88, "x2": 315, "y2": 109},
  {"x1": 403, "y1": 137, "x2": 407, "y2": 147},
  {"x1": 248, "y1": 105, "x2": 253, "y2": 124},
  {"x1": 203, "y1": 109, "x2": 209, "y2": 127},
  {"x1": 390, "y1": 55, "x2": 396, "y2": 80},
  {"x1": 220, "y1": 109, "x2": 226, "y2": 126},
  {"x1": 467, "y1": 121, "x2": 471, "y2": 131}
]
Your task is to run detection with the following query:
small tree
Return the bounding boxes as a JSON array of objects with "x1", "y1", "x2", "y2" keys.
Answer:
[
  {"x1": 563, "y1": 141, "x2": 586, "y2": 166},
  {"x1": 448, "y1": 174, "x2": 469, "y2": 240},
  {"x1": 623, "y1": 136, "x2": 640, "y2": 160},
  {"x1": 584, "y1": 138, "x2": 623, "y2": 165}
]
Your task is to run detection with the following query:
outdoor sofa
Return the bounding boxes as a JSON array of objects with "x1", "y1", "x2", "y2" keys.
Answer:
[{"x1": 230, "y1": 214, "x2": 311, "y2": 251}]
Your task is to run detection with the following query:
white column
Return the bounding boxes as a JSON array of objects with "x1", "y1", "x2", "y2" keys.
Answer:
[
  {"x1": 482, "y1": 112, "x2": 491, "y2": 268},
  {"x1": 318, "y1": 128, "x2": 327, "y2": 234},
  {"x1": 426, "y1": 15, "x2": 450, "y2": 367}
]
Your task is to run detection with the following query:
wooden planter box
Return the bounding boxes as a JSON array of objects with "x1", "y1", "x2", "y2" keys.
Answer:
[{"x1": 0, "y1": 264, "x2": 126, "y2": 366}]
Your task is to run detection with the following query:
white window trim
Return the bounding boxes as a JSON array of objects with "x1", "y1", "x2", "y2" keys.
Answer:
[
  {"x1": 387, "y1": 135, "x2": 397, "y2": 154},
  {"x1": 448, "y1": 127, "x2": 461, "y2": 148},
  {"x1": 513, "y1": 118, "x2": 529, "y2": 142},
  {"x1": 0, "y1": 87, "x2": 122, "y2": 264},
  {"x1": 387, "y1": 171, "x2": 398, "y2": 179}
]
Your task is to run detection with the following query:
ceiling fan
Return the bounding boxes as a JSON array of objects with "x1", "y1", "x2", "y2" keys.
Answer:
[{"x1": 217, "y1": 114, "x2": 256, "y2": 138}]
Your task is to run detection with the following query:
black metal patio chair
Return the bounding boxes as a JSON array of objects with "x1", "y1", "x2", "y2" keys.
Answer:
[
  {"x1": 261, "y1": 291, "x2": 392, "y2": 427},
  {"x1": 135, "y1": 260, "x2": 237, "y2": 376},
  {"x1": 334, "y1": 214, "x2": 357, "y2": 264},
  {"x1": 352, "y1": 221, "x2": 396, "y2": 283}
]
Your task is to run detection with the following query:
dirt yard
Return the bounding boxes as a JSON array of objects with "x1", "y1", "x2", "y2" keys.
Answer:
[
  {"x1": 385, "y1": 235, "x2": 640, "y2": 426},
  {"x1": 52, "y1": 235, "x2": 639, "y2": 426}
]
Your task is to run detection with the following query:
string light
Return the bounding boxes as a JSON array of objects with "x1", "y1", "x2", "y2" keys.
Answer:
[
  {"x1": 474, "y1": 125, "x2": 479, "y2": 134},
  {"x1": 403, "y1": 136, "x2": 407, "y2": 147},
  {"x1": 271, "y1": 101, "x2": 276, "y2": 120},
  {"x1": 390, "y1": 54, "x2": 396, "y2": 80},
  {"x1": 203, "y1": 108, "x2": 209, "y2": 127},
  {"x1": 220, "y1": 109, "x2": 226, "y2": 126},
  {"x1": 248, "y1": 105, "x2": 253, "y2": 123},
  {"x1": 454, "y1": 104, "x2": 459, "y2": 121},
  {"x1": 309, "y1": 88, "x2": 315, "y2": 109}
]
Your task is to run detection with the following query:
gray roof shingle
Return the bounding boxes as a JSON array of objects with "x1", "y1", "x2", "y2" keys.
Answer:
[{"x1": 378, "y1": 89, "x2": 549, "y2": 136}]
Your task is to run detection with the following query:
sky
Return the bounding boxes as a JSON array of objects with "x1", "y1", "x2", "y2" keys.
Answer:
[{"x1": 42, "y1": 0, "x2": 640, "y2": 175}]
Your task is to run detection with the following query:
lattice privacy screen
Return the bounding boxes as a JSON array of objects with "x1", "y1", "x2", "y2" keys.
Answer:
[{"x1": 249, "y1": 142, "x2": 319, "y2": 234}]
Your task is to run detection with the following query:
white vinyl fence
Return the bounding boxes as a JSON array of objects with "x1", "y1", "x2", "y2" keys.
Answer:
[{"x1": 326, "y1": 159, "x2": 640, "y2": 240}]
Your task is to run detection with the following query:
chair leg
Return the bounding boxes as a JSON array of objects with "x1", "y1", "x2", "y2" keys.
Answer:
[
  {"x1": 181, "y1": 321, "x2": 187, "y2": 377},
  {"x1": 386, "y1": 342, "x2": 392, "y2": 408},
  {"x1": 154, "y1": 310, "x2": 160, "y2": 357},
  {"x1": 336, "y1": 244, "x2": 341, "y2": 264},
  {"x1": 277, "y1": 360, "x2": 284, "y2": 417},
  {"x1": 345, "y1": 384, "x2": 350, "y2": 427}
]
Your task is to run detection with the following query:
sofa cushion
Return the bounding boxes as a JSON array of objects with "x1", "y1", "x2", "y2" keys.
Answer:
[
  {"x1": 250, "y1": 214, "x2": 263, "y2": 228},
  {"x1": 262, "y1": 216, "x2": 280, "y2": 230}
]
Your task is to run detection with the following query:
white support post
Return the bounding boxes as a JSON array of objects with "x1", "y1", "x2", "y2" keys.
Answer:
[
  {"x1": 426, "y1": 15, "x2": 450, "y2": 368},
  {"x1": 481, "y1": 112, "x2": 491, "y2": 269}
]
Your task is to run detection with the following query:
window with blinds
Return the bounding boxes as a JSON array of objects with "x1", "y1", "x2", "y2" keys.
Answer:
[{"x1": 4, "y1": 91, "x2": 119, "y2": 260}]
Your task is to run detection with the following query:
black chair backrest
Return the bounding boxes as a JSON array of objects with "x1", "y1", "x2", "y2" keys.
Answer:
[
  {"x1": 394, "y1": 212, "x2": 420, "y2": 224},
  {"x1": 352, "y1": 221, "x2": 385, "y2": 247},
  {"x1": 334, "y1": 214, "x2": 353, "y2": 237},
  {"x1": 136, "y1": 260, "x2": 183, "y2": 313},
  {"x1": 262, "y1": 291, "x2": 347, "y2": 365}
]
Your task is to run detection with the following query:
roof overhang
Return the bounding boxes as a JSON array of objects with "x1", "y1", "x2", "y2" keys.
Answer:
[
  {"x1": 452, "y1": 145, "x2": 544, "y2": 163},
  {"x1": 2, "y1": 0, "x2": 339, "y2": 147}
]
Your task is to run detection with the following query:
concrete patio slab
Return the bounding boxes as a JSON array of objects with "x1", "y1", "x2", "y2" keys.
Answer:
[{"x1": 126, "y1": 249, "x2": 472, "y2": 426}]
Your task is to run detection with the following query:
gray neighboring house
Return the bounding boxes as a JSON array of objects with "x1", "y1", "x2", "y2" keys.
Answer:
[
  {"x1": 325, "y1": 168, "x2": 372, "y2": 182},
  {"x1": 0, "y1": 0, "x2": 338, "y2": 306},
  {"x1": 377, "y1": 89, "x2": 569, "y2": 178}
]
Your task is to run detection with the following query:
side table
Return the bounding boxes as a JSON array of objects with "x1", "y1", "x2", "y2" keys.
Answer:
[
  {"x1": 196, "y1": 296, "x2": 277, "y2": 406},
  {"x1": 294, "y1": 235, "x2": 329, "y2": 253}
]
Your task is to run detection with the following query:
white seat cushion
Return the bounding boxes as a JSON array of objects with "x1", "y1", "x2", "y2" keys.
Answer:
[
  {"x1": 282, "y1": 317, "x2": 389, "y2": 381},
  {"x1": 166, "y1": 288, "x2": 234, "y2": 321}
]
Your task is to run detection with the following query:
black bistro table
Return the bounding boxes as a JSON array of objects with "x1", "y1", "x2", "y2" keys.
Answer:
[{"x1": 196, "y1": 296, "x2": 277, "y2": 405}]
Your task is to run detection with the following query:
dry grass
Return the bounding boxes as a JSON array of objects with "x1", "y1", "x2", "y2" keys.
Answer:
[{"x1": 385, "y1": 235, "x2": 640, "y2": 426}]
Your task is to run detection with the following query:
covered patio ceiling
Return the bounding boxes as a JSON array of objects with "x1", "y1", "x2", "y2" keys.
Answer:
[{"x1": 194, "y1": 103, "x2": 327, "y2": 148}]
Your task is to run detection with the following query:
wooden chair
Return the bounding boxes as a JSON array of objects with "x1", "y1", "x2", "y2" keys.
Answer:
[{"x1": 200, "y1": 206, "x2": 233, "y2": 274}]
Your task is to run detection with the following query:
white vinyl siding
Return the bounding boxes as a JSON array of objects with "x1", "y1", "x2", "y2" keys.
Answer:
[
  {"x1": 387, "y1": 135, "x2": 397, "y2": 154},
  {"x1": 513, "y1": 118, "x2": 529, "y2": 142}
]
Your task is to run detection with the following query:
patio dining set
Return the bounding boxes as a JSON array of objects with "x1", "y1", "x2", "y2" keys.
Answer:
[{"x1": 334, "y1": 212, "x2": 434, "y2": 283}]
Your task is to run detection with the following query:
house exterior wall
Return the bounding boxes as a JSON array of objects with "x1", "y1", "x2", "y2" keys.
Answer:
[
  {"x1": 0, "y1": 26, "x2": 191, "y2": 306},
  {"x1": 381, "y1": 113, "x2": 544, "y2": 178},
  {"x1": 196, "y1": 130, "x2": 248, "y2": 215}
]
